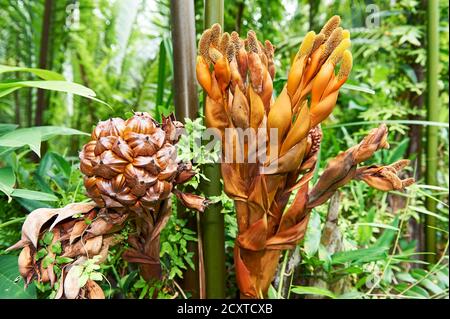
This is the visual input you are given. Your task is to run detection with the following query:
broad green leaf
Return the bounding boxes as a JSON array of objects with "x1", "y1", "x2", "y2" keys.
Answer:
[
  {"x1": 0, "y1": 127, "x2": 42, "y2": 156},
  {"x1": 0, "y1": 124, "x2": 18, "y2": 135},
  {"x1": 36, "y1": 126, "x2": 89, "y2": 141},
  {"x1": 396, "y1": 272, "x2": 416, "y2": 284},
  {"x1": 42, "y1": 256, "x2": 55, "y2": 269},
  {"x1": 0, "y1": 81, "x2": 109, "y2": 106},
  {"x1": 0, "y1": 255, "x2": 36, "y2": 299},
  {"x1": 56, "y1": 256, "x2": 74, "y2": 264},
  {"x1": 388, "y1": 138, "x2": 410, "y2": 163},
  {"x1": 0, "y1": 64, "x2": 65, "y2": 80},
  {"x1": 50, "y1": 241, "x2": 62, "y2": 255},
  {"x1": 267, "y1": 284, "x2": 278, "y2": 299},
  {"x1": 0, "y1": 167, "x2": 15, "y2": 199},
  {"x1": 331, "y1": 246, "x2": 388, "y2": 265},
  {"x1": 0, "y1": 126, "x2": 88, "y2": 157},
  {"x1": 341, "y1": 83, "x2": 375, "y2": 95},
  {"x1": 11, "y1": 189, "x2": 58, "y2": 201},
  {"x1": 15, "y1": 198, "x2": 52, "y2": 212},
  {"x1": 420, "y1": 278, "x2": 444, "y2": 295},
  {"x1": 409, "y1": 205, "x2": 448, "y2": 222},
  {"x1": 0, "y1": 87, "x2": 19, "y2": 98},
  {"x1": 43, "y1": 231, "x2": 54, "y2": 245},
  {"x1": 304, "y1": 210, "x2": 321, "y2": 257},
  {"x1": 36, "y1": 248, "x2": 48, "y2": 260},
  {"x1": 374, "y1": 216, "x2": 399, "y2": 248},
  {"x1": 290, "y1": 286, "x2": 336, "y2": 299}
]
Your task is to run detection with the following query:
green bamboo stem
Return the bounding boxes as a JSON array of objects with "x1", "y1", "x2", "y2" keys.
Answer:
[
  {"x1": 425, "y1": 0, "x2": 439, "y2": 264},
  {"x1": 169, "y1": 0, "x2": 202, "y2": 297},
  {"x1": 200, "y1": 0, "x2": 226, "y2": 299}
]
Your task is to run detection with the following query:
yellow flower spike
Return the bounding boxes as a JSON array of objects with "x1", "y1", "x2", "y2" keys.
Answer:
[
  {"x1": 325, "y1": 49, "x2": 352, "y2": 95},
  {"x1": 247, "y1": 31, "x2": 265, "y2": 93},
  {"x1": 210, "y1": 47, "x2": 231, "y2": 92},
  {"x1": 267, "y1": 87, "x2": 292, "y2": 146},
  {"x1": 220, "y1": 32, "x2": 230, "y2": 53},
  {"x1": 209, "y1": 70, "x2": 224, "y2": 102},
  {"x1": 229, "y1": 45, "x2": 245, "y2": 93},
  {"x1": 265, "y1": 40, "x2": 276, "y2": 80},
  {"x1": 231, "y1": 32, "x2": 249, "y2": 80},
  {"x1": 280, "y1": 100, "x2": 310, "y2": 156},
  {"x1": 198, "y1": 29, "x2": 212, "y2": 63},
  {"x1": 321, "y1": 48, "x2": 352, "y2": 97},
  {"x1": 260, "y1": 70, "x2": 273, "y2": 112},
  {"x1": 320, "y1": 27, "x2": 343, "y2": 64},
  {"x1": 196, "y1": 56, "x2": 213, "y2": 96},
  {"x1": 287, "y1": 31, "x2": 315, "y2": 98},
  {"x1": 301, "y1": 29, "x2": 342, "y2": 90},
  {"x1": 210, "y1": 23, "x2": 222, "y2": 47},
  {"x1": 208, "y1": 46, "x2": 223, "y2": 63},
  {"x1": 319, "y1": 15, "x2": 341, "y2": 39},
  {"x1": 311, "y1": 33, "x2": 325, "y2": 54},
  {"x1": 249, "y1": 86, "x2": 265, "y2": 129},
  {"x1": 310, "y1": 61, "x2": 335, "y2": 107},
  {"x1": 226, "y1": 41, "x2": 235, "y2": 62},
  {"x1": 336, "y1": 49, "x2": 352, "y2": 83},
  {"x1": 327, "y1": 38, "x2": 351, "y2": 66},
  {"x1": 342, "y1": 29, "x2": 350, "y2": 39},
  {"x1": 310, "y1": 90, "x2": 339, "y2": 127}
]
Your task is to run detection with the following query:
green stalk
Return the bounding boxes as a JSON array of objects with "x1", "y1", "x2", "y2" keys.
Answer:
[
  {"x1": 154, "y1": 40, "x2": 167, "y2": 122},
  {"x1": 425, "y1": 0, "x2": 439, "y2": 264},
  {"x1": 200, "y1": 0, "x2": 226, "y2": 299}
]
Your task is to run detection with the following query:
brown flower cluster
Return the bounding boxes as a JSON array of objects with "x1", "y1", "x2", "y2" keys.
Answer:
[{"x1": 9, "y1": 113, "x2": 207, "y2": 298}]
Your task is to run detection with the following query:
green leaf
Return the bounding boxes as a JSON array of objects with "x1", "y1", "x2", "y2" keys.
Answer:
[
  {"x1": 55, "y1": 256, "x2": 74, "y2": 264},
  {"x1": 0, "y1": 124, "x2": 18, "y2": 135},
  {"x1": 0, "y1": 64, "x2": 65, "y2": 80},
  {"x1": 43, "y1": 231, "x2": 54, "y2": 245},
  {"x1": 331, "y1": 246, "x2": 388, "y2": 265},
  {"x1": 89, "y1": 272, "x2": 103, "y2": 282},
  {"x1": 396, "y1": 272, "x2": 416, "y2": 284},
  {"x1": 267, "y1": 284, "x2": 278, "y2": 299},
  {"x1": 388, "y1": 138, "x2": 410, "y2": 163},
  {"x1": 0, "y1": 167, "x2": 15, "y2": 200},
  {"x1": 50, "y1": 242, "x2": 62, "y2": 255},
  {"x1": 38, "y1": 152, "x2": 69, "y2": 179},
  {"x1": 36, "y1": 126, "x2": 90, "y2": 141},
  {"x1": 0, "y1": 126, "x2": 87, "y2": 157},
  {"x1": 138, "y1": 284, "x2": 149, "y2": 299},
  {"x1": 374, "y1": 216, "x2": 400, "y2": 249},
  {"x1": 11, "y1": 189, "x2": 58, "y2": 202},
  {"x1": 304, "y1": 211, "x2": 321, "y2": 257},
  {"x1": 36, "y1": 248, "x2": 47, "y2": 260},
  {"x1": 290, "y1": 286, "x2": 336, "y2": 299},
  {"x1": 341, "y1": 83, "x2": 375, "y2": 94},
  {"x1": 42, "y1": 256, "x2": 55, "y2": 269},
  {"x1": 0, "y1": 81, "x2": 109, "y2": 106},
  {"x1": 15, "y1": 198, "x2": 52, "y2": 212},
  {"x1": 0, "y1": 256, "x2": 36, "y2": 299},
  {"x1": 409, "y1": 205, "x2": 448, "y2": 222}
]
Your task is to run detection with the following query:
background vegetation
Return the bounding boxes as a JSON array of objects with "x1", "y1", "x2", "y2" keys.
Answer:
[{"x1": 0, "y1": 0, "x2": 448, "y2": 299}]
